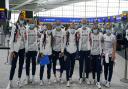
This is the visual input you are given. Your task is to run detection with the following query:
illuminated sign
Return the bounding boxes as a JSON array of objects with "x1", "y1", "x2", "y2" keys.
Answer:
[
  {"x1": 0, "y1": 8, "x2": 6, "y2": 21},
  {"x1": 39, "y1": 15, "x2": 122, "y2": 23}
]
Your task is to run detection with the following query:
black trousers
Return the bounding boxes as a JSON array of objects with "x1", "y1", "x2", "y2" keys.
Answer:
[
  {"x1": 52, "y1": 50, "x2": 65, "y2": 77},
  {"x1": 91, "y1": 55, "x2": 102, "y2": 82},
  {"x1": 79, "y1": 51, "x2": 90, "y2": 79},
  {"x1": 40, "y1": 55, "x2": 52, "y2": 80},
  {"x1": 9, "y1": 48, "x2": 25, "y2": 80},
  {"x1": 65, "y1": 52, "x2": 76, "y2": 81},
  {"x1": 26, "y1": 51, "x2": 37, "y2": 76},
  {"x1": 103, "y1": 57, "x2": 114, "y2": 82}
]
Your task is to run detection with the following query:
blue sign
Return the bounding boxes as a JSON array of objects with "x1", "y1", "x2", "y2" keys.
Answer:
[{"x1": 38, "y1": 15, "x2": 122, "y2": 23}]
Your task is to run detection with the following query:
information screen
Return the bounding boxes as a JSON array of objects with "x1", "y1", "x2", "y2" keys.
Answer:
[{"x1": 0, "y1": 10, "x2": 6, "y2": 20}]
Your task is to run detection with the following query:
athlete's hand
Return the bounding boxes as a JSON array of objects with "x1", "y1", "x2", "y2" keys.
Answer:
[
  {"x1": 112, "y1": 52, "x2": 116, "y2": 61},
  {"x1": 59, "y1": 52, "x2": 64, "y2": 57},
  {"x1": 11, "y1": 52, "x2": 16, "y2": 59}
]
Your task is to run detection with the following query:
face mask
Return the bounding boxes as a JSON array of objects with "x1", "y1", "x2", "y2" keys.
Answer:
[
  {"x1": 106, "y1": 29, "x2": 111, "y2": 35},
  {"x1": 93, "y1": 29, "x2": 98, "y2": 34},
  {"x1": 56, "y1": 26, "x2": 61, "y2": 31},
  {"x1": 70, "y1": 26, "x2": 75, "y2": 29},
  {"x1": 19, "y1": 20, "x2": 24, "y2": 25},
  {"x1": 47, "y1": 30, "x2": 52, "y2": 34},
  {"x1": 29, "y1": 24, "x2": 35, "y2": 30},
  {"x1": 70, "y1": 29, "x2": 75, "y2": 34},
  {"x1": 82, "y1": 25, "x2": 87, "y2": 28}
]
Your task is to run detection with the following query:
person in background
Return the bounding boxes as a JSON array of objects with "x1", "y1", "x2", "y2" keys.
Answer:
[
  {"x1": 25, "y1": 19, "x2": 38, "y2": 85},
  {"x1": 65, "y1": 22, "x2": 77, "y2": 87},
  {"x1": 90, "y1": 25, "x2": 103, "y2": 89},
  {"x1": 77, "y1": 19, "x2": 92, "y2": 84},
  {"x1": 39, "y1": 24, "x2": 53, "y2": 85},
  {"x1": 103, "y1": 24, "x2": 116, "y2": 88},
  {"x1": 52, "y1": 20, "x2": 66, "y2": 83},
  {"x1": 6, "y1": 17, "x2": 26, "y2": 89}
]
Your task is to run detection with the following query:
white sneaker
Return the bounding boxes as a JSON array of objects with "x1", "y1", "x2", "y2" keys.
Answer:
[
  {"x1": 6, "y1": 81, "x2": 13, "y2": 89},
  {"x1": 48, "y1": 79, "x2": 51, "y2": 85},
  {"x1": 66, "y1": 81, "x2": 70, "y2": 87},
  {"x1": 24, "y1": 76, "x2": 30, "y2": 85},
  {"x1": 53, "y1": 77, "x2": 58, "y2": 83},
  {"x1": 79, "y1": 78, "x2": 83, "y2": 84},
  {"x1": 59, "y1": 78, "x2": 64, "y2": 83},
  {"x1": 96, "y1": 82, "x2": 101, "y2": 89},
  {"x1": 103, "y1": 80, "x2": 107, "y2": 86},
  {"x1": 105, "y1": 82, "x2": 111, "y2": 88},
  {"x1": 91, "y1": 79, "x2": 96, "y2": 85},
  {"x1": 32, "y1": 78, "x2": 35, "y2": 84},
  {"x1": 40, "y1": 80, "x2": 44, "y2": 86},
  {"x1": 86, "y1": 78, "x2": 90, "y2": 85},
  {"x1": 69, "y1": 78, "x2": 72, "y2": 83},
  {"x1": 17, "y1": 80, "x2": 22, "y2": 87},
  {"x1": 32, "y1": 75, "x2": 36, "y2": 84}
]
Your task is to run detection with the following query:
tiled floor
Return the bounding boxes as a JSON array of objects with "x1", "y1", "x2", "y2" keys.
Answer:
[{"x1": 0, "y1": 50, "x2": 128, "y2": 89}]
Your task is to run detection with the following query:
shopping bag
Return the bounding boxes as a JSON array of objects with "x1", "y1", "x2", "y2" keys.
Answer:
[{"x1": 40, "y1": 55, "x2": 50, "y2": 66}]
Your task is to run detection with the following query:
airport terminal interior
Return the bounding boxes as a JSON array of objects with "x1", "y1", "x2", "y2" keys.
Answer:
[{"x1": 0, "y1": 0, "x2": 128, "y2": 89}]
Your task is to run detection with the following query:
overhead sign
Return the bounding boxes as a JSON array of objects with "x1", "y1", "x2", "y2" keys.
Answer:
[
  {"x1": 0, "y1": 8, "x2": 6, "y2": 21},
  {"x1": 38, "y1": 15, "x2": 122, "y2": 23}
]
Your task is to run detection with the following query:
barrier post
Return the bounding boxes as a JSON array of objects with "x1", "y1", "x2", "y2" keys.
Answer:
[
  {"x1": 4, "y1": 38, "x2": 10, "y2": 64},
  {"x1": 120, "y1": 40, "x2": 128, "y2": 83}
]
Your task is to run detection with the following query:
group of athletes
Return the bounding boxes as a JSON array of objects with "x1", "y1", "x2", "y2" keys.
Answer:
[{"x1": 6, "y1": 15, "x2": 116, "y2": 89}]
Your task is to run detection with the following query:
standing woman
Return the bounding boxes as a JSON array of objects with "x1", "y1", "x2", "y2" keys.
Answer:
[
  {"x1": 103, "y1": 24, "x2": 116, "y2": 88},
  {"x1": 52, "y1": 21, "x2": 66, "y2": 83},
  {"x1": 25, "y1": 19, "x2": 38, "y2": 84},
  {"x1": 77, "y1": 19, "x2": 92, "y2": 84},
  {"x1": 39, "y1": 24, "x2": 53, "y2": 85},
  {"x1": 90, "y1": 25, "x2": 103, "y2": 89},
  {"x1": 6, "y1": 18, "x2": 26, "y2": 89},
  {"x1": 65, "y1": 23, "x2": 77, "y2": 87}
]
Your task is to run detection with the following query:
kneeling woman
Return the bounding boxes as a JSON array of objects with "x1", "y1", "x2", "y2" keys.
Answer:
[
  {"x1": 65, "y1": 23, "x2": 77, "y2": 87},
  {"x1": 39, "y1": 24, "x2": 53, "y2": 85}
]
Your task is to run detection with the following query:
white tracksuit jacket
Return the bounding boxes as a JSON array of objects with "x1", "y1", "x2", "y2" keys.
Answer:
[
  {"x1": 90, "y1": 33, "x2": 103, "y2": 55},
  {"x1": 9, "y1": 24, "x2": 26, "y2": 52},
  {"x1": 66, "y1": 29, "x2": 77, "y2": 54},
  {"x1": 52, "y1": 28, "x2": 66, "y2": 53},
  {"x1": 78, "y1": 27, "x2": 91, "y2": 51},
  {"x1": 103, "y1": 33, "x2": 116, "y2": 63},
  {"x1": 25, "y1": 27, "x2": 38, "y2": 52},
  {"x1": 40, "y1": 31, "x2": 52, "y2": 55}
]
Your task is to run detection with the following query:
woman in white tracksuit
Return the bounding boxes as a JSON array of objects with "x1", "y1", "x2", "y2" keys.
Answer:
[
  {"x1": 65, "y1": 23, "x2": 77, "y2": 87},
  {"x1": 52, "y1": 24, "x2": 66, "y2": 83},
  {"x1": 103, "y1": 24, "x2": 116, "y2": 88},
  {"x1": 39, "y1": 24, "x2": 53, "y2": 85},
  {"x1": 78, "y1": 24, "x2": 92, "y2": 84},
  {"x1": 25, "y1": 20, "x2": 38, "y2": 84},
  {"x1": 90, "y1": 25, "x2": 103, "y2": 89},
  {"x1": 6, "y1": 19, "x2": 26, "y2": 89}
]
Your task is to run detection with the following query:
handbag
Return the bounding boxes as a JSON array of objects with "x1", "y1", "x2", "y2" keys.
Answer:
[{"x1": 40, "y1": 55, "x2": 50, "y2": 66}]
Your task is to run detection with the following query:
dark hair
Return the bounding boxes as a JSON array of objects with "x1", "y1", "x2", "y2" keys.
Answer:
[
  {"x1": 42, "y1": 31, "x2": 53, "y2": 49},
  {"x1": 13, "y1": 28, "x2": 18, "y2": 42},
  {"x1": 66, "y1": 31, "x2": 77, "y2": 45}
]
